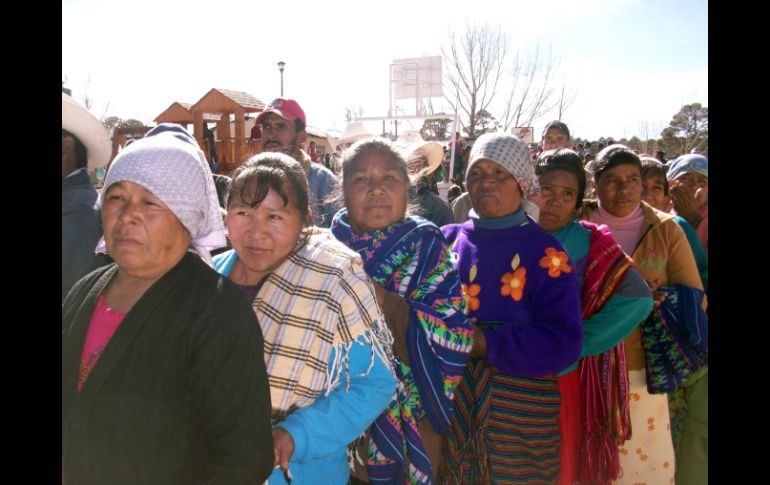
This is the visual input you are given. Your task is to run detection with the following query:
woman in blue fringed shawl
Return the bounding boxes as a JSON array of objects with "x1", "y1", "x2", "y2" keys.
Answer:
[{"x1": 331, "y1": 138, "x2": 473, "y2": 484}]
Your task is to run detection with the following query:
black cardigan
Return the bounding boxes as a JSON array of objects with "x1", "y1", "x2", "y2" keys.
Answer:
[{"x1": 62, "y1": 253, "x2": 274, "y2": 484}]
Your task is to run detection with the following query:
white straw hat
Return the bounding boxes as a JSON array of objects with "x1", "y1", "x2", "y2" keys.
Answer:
[
  {"x1": 327, "y1": 121, "x2": 375, "y2": 151},
  {"x1": 392, "y1": 131, "x2": 444, "y2": 179},
  {"x1": 62, "y1": 93, "x2": 112, "y2": 169}
]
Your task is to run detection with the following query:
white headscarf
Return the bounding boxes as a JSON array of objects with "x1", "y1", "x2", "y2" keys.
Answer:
[
  {"x1": 466, "y1": 132, "x2": 542, "y2": 219},
  {"x1": 95, "y1": 124, "x2": 226, "y2": 266}
]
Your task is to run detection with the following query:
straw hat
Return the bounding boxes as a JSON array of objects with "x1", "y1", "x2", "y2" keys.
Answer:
[
  {"x1": 327, "y1": 121, "x2": 374, "y2": 151},
  {"x1": 62, "y1": 93, "x2": 112, "y2": 169},
  {"x1": 392, "y1": 131, "x2": 444, "y2": 179}
]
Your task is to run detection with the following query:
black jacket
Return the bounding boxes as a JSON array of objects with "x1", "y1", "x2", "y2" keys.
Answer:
[{"x1": 62, "y1": 253, "x2": 274, "y2": 484}]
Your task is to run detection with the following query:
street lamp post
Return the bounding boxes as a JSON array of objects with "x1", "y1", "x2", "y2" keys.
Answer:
[{"x1": 277, "y1": 61, "x2": 286, "y2": 97}]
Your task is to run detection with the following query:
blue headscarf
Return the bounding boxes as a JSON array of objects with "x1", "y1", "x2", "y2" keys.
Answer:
[{"x1": 667, "y1": 154, "x2": 708, "y2": 181}]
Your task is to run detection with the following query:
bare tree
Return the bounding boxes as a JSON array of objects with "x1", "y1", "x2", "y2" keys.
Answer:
[
  {"x1": 637, "y1": 121, "x2": 664, "y2": 155},
  {"x1": 555, "y1": 80, "x2": 579, "y2": 123},
  {"x1": 76, "y1": 73, "x2": 113, "y2": 122},
  {"x1": 442, "y1": 23, "x2": 508, "y2": 139},
  {"x1": 498, "y1": 42, "x2": 560, "y2": 131},
  {"x1": 80, "y1": 74, "x2": 94, "y2": 110},
  {"x1": 99, "y1": 100, "x2": 112, "y2": 123}
]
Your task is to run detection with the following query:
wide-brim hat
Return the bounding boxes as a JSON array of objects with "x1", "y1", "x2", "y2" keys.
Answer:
[
  {"x1": 392, "y1": 131, "x2": 444, "y2": 179},
  {"x1": 328, "y1": 121, "x2": 374, "y2": 151},
  {"x1": 62, "y1": 93, "x2": 112, "y2": 169}
]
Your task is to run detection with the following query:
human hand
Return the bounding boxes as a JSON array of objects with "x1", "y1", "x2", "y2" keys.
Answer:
[
  {"x1": 280, "y1": 143, "x2": 302, "y2": 160},
  {"x1": 272, "y1": 427, "x2": 295, "y2": 472},
  {"x1": 263, "y1": 142, "x2": 300, "y2": 160},
  {"x1": 469, "y1": 324, "x2": 488, "y2": 359},
  {"x1": 646, "y1": 278, "x2": 668, "y2": 308},
  {"x1": 670, "y1": 184, "x2": 706, "y2": 226}
]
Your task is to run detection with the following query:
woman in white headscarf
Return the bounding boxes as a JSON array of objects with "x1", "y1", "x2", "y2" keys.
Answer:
[
  {"x1": 439, "y1": 133, "x2": 583, "y2": 484},
  {"x1": 61, "y1": 124, "x2": 274, "y2": 484}
]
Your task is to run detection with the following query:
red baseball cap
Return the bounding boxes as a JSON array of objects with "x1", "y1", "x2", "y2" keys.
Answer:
[{"x1": 255, "y1": 98, "x2": 306, "y2": 126}]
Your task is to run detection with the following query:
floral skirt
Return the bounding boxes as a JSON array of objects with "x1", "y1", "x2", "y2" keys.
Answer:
[{"x1": 615, "y1": 369, "x2": 676, "y2": 485}]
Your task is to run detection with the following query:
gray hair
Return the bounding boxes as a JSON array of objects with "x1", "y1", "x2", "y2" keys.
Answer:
[
  {"x1": 338, "y1": 137, "x2": 420, "y2": 219},
  {"x1": 340, "y1": 138, "x2": 409, "y2": 188}
]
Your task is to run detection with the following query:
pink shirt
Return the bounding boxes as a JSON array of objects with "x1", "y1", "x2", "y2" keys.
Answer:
[
  {"x1": 592, "y1": 205, "x2": 646, "y2": 256},
  {"x1": 78, "y1": 294, "x2": 126, "y2": 391}
]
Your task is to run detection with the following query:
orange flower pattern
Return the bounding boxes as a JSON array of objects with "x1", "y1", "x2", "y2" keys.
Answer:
[
  {"x1": 635, "y1": 448, "x2": 649, "y2": 462},
  {"x1": 621, "y1": 369, "x2": 675, "y2": 484},
  {"x1": 538, "y1": 247, "x2": 572, "y2": 278},
  {"x1": 500, "y1": 267, "x2": 527, "y2": 302},
  {"x1": 461, "y1": 283, "x2": 481, "y2": 312}
]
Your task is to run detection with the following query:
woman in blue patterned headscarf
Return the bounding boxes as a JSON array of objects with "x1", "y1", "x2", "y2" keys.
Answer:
[{"x1": 332, "y1": 138, "x2": 473, "y2": 484}]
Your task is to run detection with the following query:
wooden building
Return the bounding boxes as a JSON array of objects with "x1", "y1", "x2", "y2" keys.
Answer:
[
  {"x1": 189, "y1": 89, "x2": 266, "y2": 174},
  {"x1": 152, "y1": 90, "x2": 340, "y2": 174}
]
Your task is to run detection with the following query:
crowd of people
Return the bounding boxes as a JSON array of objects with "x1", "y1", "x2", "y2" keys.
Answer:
[{"x1": 62, "y1": 91, "x2": 708, "y2": 485}]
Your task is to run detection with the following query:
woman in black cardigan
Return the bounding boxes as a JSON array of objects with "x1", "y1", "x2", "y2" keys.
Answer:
[{"x1": 62, "y1": 124, "x2": 274, "y2": 484}]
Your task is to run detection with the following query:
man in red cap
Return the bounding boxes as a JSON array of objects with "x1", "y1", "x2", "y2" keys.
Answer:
[{"x1": 255, "y1": 98, "x2": 339, "y2": 227}]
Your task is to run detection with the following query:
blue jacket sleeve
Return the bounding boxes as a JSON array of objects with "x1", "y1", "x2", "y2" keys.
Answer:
[{"x1": 276, "y1": 343, "x2": 395, "y2": 463}]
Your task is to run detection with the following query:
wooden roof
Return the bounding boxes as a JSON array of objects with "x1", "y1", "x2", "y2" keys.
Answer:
[
  {"x1": 190, "y1": 88, "x2": 266, "y2": 114},
  {"x1": 154, "y1": 101, "x2": 221, "y2": 124}
]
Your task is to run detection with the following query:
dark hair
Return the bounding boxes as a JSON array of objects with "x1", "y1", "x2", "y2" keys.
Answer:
[
  {"x1": 226, "y1": 152, "x2": 310, "y2": 225},
  {"x1": 590, "y1": 144, "x2": 641, "y2": 182},
  {"x1": 294, "y1": 119, "x2": 306, "y2": 132},
  {"x1": 640, "y1": 157, "x2": 669, "y2": 196},
  {"x1": 536, "y1": 148, "x2": 587, "y2": 209},
  {"x1": 447, "y1": 185, "x2": 463, "y2": 204},
  {"x1": 62, "y1": 129, "x2": 88, "y2": 169},
  {"x1": 542, "y1": 120, "x2": 571, "y2": 141}
]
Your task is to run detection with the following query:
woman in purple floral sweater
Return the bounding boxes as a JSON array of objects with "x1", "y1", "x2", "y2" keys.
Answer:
[{"x1": 438, "y1": 133, "x2": 583, "y2": 485}]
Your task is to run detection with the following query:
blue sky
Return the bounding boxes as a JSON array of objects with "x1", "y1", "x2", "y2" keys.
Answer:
[{"x1": 62, "y1": 0, "x2": 707, "y2": 141}]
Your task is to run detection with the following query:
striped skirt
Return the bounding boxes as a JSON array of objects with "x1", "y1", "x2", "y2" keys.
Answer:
[{"x1": 440, "y1": 359, "x2": 561, "y2": 485}]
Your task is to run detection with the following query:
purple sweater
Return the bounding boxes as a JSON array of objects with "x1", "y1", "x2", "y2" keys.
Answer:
[{"x1": 442, "y1": 218, "x2": 583, "y2": 376}]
